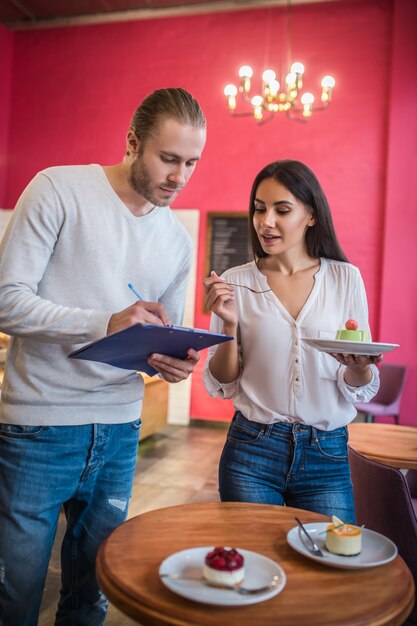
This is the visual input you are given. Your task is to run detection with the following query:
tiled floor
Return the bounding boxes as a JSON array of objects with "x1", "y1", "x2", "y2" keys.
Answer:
[{"x1": 38, "y1": 421, "x2": 228, "y2": 625}]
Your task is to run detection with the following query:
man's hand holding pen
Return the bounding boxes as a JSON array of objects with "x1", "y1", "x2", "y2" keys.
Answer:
[
  {"x1": 106, "y1": 282, "x2": 200, "y2": 383},
  {"x1": 107, "y1": 300, "x2": 172, "y2": 335}
]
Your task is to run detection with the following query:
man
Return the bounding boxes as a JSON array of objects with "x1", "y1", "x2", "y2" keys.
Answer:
[{"x1": 0, "y1": 87, "x2": 206, "y2": 625}]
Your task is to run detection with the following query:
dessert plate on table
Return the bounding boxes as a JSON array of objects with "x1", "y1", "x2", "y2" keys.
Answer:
[
  {"x1": 302, "y1": 338, "x2": 399, "y2": 356},
  {"x1": 287, "y1": 523, "x2": 397, "y2": 569},
  {"x1": 159, "y1": 546, "x2": 286, "y2": 606}
]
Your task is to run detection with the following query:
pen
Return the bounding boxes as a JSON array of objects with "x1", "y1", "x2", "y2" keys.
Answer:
[
  {"x1": 128, "y1": 283, "x2": 171, "y2": 327},
  {"x1": 128, "y1": 283, "x2": 144, "y2": 302}
]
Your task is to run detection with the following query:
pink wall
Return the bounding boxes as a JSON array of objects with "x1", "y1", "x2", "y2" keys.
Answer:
[
  {"x1": 378, "y1": 0, "x2": 417, "y2": 425},
  {"x1": 0, "y1": 24, "x2": 13, "y2": 206},
  {"x1": 2, "y1": 0, "x2": 416, "y2": 424}
]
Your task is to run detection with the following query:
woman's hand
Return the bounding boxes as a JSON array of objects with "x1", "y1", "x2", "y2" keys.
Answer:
[
  {"x1": 330, "y1": 352, "x2": 383, "y2": 387},
  {"x1": 203, "y1": 271, "x2": 238, "y2": 329}
]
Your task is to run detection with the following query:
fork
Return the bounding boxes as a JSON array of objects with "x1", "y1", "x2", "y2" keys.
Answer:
[
  {"x1": 225, "y1": 282, "x2": 272, "y2": 294},
  {"x1": 294, "y1": 517, "x2": 326, "y2": 557},
  {"x1": 160, "y1": 573, "x2": 281, "y2": 595}
]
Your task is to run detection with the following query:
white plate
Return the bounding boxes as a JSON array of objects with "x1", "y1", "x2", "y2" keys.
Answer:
[
  {"x1": 302, "y1": 338, "x2": 399, "y2": 356},
  {"x1": 159, "y1": 546, "x2": 286, "y2": 606},
  {"x1": 287, "y1": 523, "x2": 397, "y2": 569}
]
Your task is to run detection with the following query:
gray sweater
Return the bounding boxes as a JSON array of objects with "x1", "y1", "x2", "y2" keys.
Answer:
[{"x1": 0, "y1": 165, "x2": 192, "y2": 425}]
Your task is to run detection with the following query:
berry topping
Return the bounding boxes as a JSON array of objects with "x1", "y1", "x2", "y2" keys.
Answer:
[
  {"x1": 205, "y1": 546, "x2": 244, "y2": 571},
  {"x1": 345, "y1": 319, "x2": 358, "y2": 330}
]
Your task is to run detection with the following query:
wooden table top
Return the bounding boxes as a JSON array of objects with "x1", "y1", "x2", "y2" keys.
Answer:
[
  {"x1": 96, "y1": 502, "x2": 414, "y2": 626},
  {"x1": 348, "y1": 423, "x2": 417, "y2": 469}
]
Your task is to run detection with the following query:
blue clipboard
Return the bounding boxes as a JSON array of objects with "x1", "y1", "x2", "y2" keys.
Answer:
[{"x1": 68, "y1": 323, "x2": 234, "y2": 376}]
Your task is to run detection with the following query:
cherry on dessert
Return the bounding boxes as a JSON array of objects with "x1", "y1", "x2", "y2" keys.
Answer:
[
  {"x1": 205, "y1": 546, "x2": 244, "y2": 571},
  {"x1": 345, "y1": 319, "x2": 358, "y2": 330}
]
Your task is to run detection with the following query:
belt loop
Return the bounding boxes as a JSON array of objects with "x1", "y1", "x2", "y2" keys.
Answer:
[
  {"x1": 262, "y1": 424, "x2": 272, "y2": 437},
  {"x1": 311, "y1": 426, "x2": 320, "y2": 444}
]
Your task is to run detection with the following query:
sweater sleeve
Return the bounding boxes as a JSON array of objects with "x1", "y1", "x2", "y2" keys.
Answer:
[{"x1": 0, "y1": 173, "x2": 110, "y2": 343}]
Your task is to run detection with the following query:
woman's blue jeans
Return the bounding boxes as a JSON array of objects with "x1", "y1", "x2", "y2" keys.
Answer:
[
  {"x1": 219, "y1": 411, "x2": 355, "y2": 523},
  {"x1": 0, "y1": 420, "x2": 141, "y2": 626}
]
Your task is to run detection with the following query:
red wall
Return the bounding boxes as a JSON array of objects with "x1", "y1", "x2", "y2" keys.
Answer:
[
  {"x1": 1, "y1": 0, "x2": 416, "y2": 424},
  {"x1": 0, "y1": 24, "x2": 13, "y2": 206},
  {"x1": 378, "y1": 0, "x2": 417, "y2": 426}
]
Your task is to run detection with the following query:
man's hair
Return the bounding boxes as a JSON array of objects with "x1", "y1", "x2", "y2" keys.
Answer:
[
  {"x1": 131, "y1": 87, "x2": 206, "y2": 143},
  {"x1": 248, "y1": 160, "x2": 348, "y2": 263}
]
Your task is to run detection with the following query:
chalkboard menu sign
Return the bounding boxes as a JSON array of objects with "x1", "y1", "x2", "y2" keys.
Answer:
[{"x1": 206, "y1": 212, "x2": 252, "y2": 277}]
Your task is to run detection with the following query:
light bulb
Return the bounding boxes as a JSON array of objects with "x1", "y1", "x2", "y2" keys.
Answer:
[
  {"x1": 239, "y1": 65, "x2": 253, "y2": 78},
  {"x1": 262, "y1": 69, "x2": 276, "y2": 83},
  {"x1": 321, "y1": 75, "x2": 335, "y2": 89},
  {"x1": 269, "y1": 79, "x2": 280, "y2": 96},
  {"x1": 224, "y1": 84, "x2": 238, "y2": 97},
  {"x1": 285, "y1": 72, "x2": 296, "y2": 86},
  {"x1": 291, "y1": 62, "x2": 305, "y2": 75},
  {"x1": 251, "y1": 95, "x2": 264, "y2": 107},
  {"x1": 301, "y1": 92, "x2": 314, "y2": 105}
]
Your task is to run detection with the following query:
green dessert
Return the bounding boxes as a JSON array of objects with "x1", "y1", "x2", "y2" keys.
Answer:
[{"x1": 336, "y1": 319, "x2": 365, "y2": 341}]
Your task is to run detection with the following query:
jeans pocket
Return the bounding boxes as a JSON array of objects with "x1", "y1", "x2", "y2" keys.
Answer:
[
  {"x1": 0, "y1": 423, "x2": 45, "y2": 438},
  {"x1": 129, "y1": 418, "x2": 142, "y2": 431},
  {"x1": 227, "y1": 412, "x2": 263, "y2": 444},
  {"x1": 314, "y1": 428, "x2": 348, "y2": 462}
]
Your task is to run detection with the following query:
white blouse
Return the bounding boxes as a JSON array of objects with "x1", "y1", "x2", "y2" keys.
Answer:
[{"x1": 203, "y1": 259, "x2": 380, "y2": 431}]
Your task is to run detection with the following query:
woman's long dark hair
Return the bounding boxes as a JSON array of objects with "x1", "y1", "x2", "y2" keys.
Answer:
[{"x1": 249, "y1": 160, "x2": 348, "y2": 263}]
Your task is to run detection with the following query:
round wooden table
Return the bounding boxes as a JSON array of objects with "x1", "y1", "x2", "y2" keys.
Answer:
[
  {"x1": 96, "y1": 502, "x2": 414, "y2": 626},
  {"x1": 348, "y1": 423, "x2": 417, "y2": 469}
]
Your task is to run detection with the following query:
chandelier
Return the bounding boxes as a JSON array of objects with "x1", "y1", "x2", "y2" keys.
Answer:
[{"x1": 223, "y1": 1, "x2": 335, "y2": 124}]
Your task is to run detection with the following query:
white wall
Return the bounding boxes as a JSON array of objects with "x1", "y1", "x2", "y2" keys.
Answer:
[
  {"x1": 0, "y1": 209, "x2": 12, "y2": 241},
  {"x1": 167, "y1": 209, "x2": 199, "y2": 426}
]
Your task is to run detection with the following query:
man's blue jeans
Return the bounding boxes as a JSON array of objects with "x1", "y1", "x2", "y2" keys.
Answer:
[
  {"x1": 219, "y1": 411, "x2": 355, "y2": 523},
  {"x1": 0, "y1": 420, "x2": 141, "y2": 626}
]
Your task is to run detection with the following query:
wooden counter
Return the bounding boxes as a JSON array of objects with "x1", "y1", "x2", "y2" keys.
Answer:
[{"x1": 140, "y1": 374, "x2": 168, "y2": 440}]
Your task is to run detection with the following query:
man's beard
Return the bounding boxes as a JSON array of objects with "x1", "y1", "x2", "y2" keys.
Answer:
[{"x1": 129, "y1": 155, "x2": 178, "y2": 207}]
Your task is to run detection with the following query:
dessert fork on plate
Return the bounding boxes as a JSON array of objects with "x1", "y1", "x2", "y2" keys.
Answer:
[
  {"x1": 295, "y1": 517, "x2": 326, "y2": 557},
  {"x1": 160, "y1": 573, "x2": 281, "y2": 595}
]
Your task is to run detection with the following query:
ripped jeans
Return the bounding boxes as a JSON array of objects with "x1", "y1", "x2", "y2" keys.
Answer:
[{"x1": 0, "y1": 420, "x2": 141, "y2": 626}]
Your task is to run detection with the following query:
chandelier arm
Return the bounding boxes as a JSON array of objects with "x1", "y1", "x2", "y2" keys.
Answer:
[
  {"x1": 228, "y1": 111, "x2": 255, "y2": 118},
  {"x1": 256, "y1": 112, "x2": 275, "y2": 125},
  {"x1": 286, "y1": 110, "x2": 308, "y2": 123},
  {"x1": 290, "y1": 104, "x2": 330, "y2": 114}
]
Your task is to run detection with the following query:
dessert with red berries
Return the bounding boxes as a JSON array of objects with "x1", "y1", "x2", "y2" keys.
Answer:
[
  {"x1": 336, "y1": 319, "x2": 365, "y2": 341},
  {"x1": 203, "y1": 546, "x2": 245, "y2": 586}
]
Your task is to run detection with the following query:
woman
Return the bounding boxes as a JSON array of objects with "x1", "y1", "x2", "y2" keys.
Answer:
[{"x1": 203, "y1": 160, "x2": 381, "y2": 522}]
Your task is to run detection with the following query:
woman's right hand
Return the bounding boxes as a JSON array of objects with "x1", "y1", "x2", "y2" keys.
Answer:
[{"x1": 203, "y1": 271, "x2": 238, "y2": 327}]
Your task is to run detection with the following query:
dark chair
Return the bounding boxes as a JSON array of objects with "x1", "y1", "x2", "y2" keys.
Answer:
[
  {"x1": 355, "y1": 363, "x2": 407, "y2": 424},
  {"x1": 349, "y1": 447, "x2": 417, "y2": 624}
]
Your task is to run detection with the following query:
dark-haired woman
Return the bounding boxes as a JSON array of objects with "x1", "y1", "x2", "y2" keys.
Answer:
[{"x1": 203, "y1": 160, "x2": 381, "y2": 523}]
